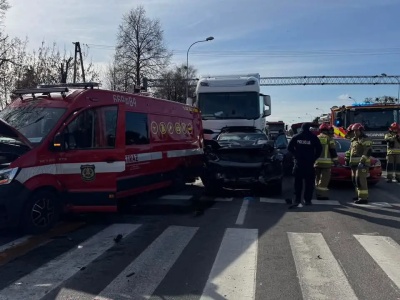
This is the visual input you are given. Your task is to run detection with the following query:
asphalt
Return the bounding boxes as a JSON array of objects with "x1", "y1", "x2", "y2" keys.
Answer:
[{"x1": 0, "y1": 174, "x2": 399, "y2": 300}]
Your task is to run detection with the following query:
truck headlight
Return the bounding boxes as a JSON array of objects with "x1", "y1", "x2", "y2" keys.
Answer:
[{"x1": 0, "y1": 167, "x2": 19, "y2": 185}]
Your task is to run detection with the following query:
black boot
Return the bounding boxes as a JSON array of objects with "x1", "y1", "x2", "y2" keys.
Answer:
[{"x1": 354, "y1": 198, "x2": 368, "y2": 204}]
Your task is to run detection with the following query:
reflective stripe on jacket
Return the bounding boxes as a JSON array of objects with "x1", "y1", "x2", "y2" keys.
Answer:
[{"x1": 315, "y1": 133, "x2": 338, "y2": 168}]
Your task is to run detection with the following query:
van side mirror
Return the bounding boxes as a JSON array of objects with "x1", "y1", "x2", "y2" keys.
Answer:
[{"x1": 51, "y1": 133, "x2": 64, "y2": 151}]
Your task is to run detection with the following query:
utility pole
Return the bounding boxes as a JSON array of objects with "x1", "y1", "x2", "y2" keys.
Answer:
[{"x1": 72, "y1": 42, "x2": 86, "y2": 83}]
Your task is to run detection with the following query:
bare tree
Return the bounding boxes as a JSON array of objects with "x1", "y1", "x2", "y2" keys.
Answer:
[
  {"x1": 153, "y1": 64, "x2": 197, "y2": 103},
  {"x1": 364, "y1": 96, "x2": 397, "y2": 104},
  {"x1": 110, "y1": 5, "x2": 172, "y2": 92}
]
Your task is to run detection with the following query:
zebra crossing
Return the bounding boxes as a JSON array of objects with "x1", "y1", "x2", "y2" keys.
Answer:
[{"x1": 0, "y1": 223, "x2": 399, "y2": 299}]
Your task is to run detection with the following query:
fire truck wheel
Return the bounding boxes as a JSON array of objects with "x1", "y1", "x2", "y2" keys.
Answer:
[{"x1": 20, "y1": 190, "x2": 61, "y2": 234}]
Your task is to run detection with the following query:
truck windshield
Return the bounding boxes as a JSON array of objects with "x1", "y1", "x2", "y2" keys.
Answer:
[
  {"x1": 198, "y1": 92, "x2": 260, "y2": 120},
  {"x1": 347, "y1": 109, "x2": 400, "y2": 131},
  {"x1": 0, "y1": 105, "x2": 66, "y2": 145}
]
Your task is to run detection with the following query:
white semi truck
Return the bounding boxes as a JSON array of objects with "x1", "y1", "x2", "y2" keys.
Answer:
[{"x1": 187, "y1": 73, "x2": 271, "y2": 140}]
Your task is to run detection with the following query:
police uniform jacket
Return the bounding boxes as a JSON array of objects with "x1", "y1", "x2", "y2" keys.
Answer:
[{"x1": 288, "y1": 130, "x2": 323, "y2": 167}]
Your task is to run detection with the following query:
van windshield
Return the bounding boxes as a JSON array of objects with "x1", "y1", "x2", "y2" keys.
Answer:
[{"x1": 0, "y1": 105, "x2": 66, "y2": 145}]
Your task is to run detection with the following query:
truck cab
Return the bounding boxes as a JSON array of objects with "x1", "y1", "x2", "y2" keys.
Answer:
[{"x1": 191, "y1": 74, "x2": 271, "y2": 140}]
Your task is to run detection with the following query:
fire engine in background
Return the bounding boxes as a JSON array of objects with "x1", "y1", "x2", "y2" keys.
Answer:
[
  {"x1": 188, "y1": 74, "x2": 272, "y2": 140},
  {"x1": 266, "y1": 121, "x2": 285, "y2": 139},
  {"x1": 330, "y1": 103, "x2": 400, "y2": 162},
  {"x1": 0, "y1": 82, "x2": 204, "y2": 233}
]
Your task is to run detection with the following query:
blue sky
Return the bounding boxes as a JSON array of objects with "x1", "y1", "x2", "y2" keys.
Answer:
[{"x1": 4, "y1": 0, "x2": 400, "y2": 124}]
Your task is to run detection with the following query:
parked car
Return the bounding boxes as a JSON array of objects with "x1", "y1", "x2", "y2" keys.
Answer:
[
  {"x1": 274, "y1": 133, "x2": 293, "y2": 175},
  {"x1": 201, "y1": 126, "x2": 283, "y2": 195},
  {"x1": 331, "y1": 138, "x2": 382, "y2": 185}
]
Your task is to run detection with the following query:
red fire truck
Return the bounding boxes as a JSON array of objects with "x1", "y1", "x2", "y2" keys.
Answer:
[
  {"x1": 330, "y1": 103, "x2": 400, "y2": 161},
  {"x1": 0, "y1": 83, "x2": 204, "y2": 233}
]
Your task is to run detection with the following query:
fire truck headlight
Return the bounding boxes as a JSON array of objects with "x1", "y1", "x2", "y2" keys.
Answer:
[{"x1": 0, "y1": 167, "x2": 19, "y2": 185}]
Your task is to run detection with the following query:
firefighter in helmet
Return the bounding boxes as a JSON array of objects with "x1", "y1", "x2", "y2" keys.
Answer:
[
  {"x1": 344, "y1": 124, "x2": 354, "y2": 139},
  {"x1": 314, "y1": 123, "x2": 339, "y2": 200},
  {"x1": 349, "y1": 123, "x2": 372, "y2": 204},
  {"x1": 384, "y1": 122, "x2": 400, "y2": 183},
  {"x1": 328, "y1": 126, "x2": 334, "y2": 138},
  {"x1": 344, "y1": 124, "x2": 354, "y2": 166}
]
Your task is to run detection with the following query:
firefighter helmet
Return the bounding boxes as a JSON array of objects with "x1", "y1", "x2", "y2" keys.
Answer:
[
  {"x1": 352, "y1": 123, "x2": 364, "y2": 131},
  {"x1": 389, "y1": 122, "x2": 399, "y2": 131},
  {"x1": 319, "y1": 123, "x2": 331, "y2": 131},
  {"x1": 346, "y1": 124, "x2": 354, "y2": 131}
]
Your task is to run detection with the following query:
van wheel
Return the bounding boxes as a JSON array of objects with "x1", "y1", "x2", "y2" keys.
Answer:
[{"x1": 21, "y1": 190, "x2": 60, "y2": 234}]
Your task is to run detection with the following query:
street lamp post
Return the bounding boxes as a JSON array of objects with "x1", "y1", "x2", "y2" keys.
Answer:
[{"x1": 186, "y1": 36, "x2": 214, "y2": 103}]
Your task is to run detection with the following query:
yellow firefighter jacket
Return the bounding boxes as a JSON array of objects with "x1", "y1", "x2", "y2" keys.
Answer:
[
  {"x1": 384, "y1": 132, "x2": 400, "y2": 155},
  {"x1": 349, "y1": 135, "x2": 372, "y2": 166},
  {"x1": 315, "y1": 133, "x2": 338, "y2": 168}
]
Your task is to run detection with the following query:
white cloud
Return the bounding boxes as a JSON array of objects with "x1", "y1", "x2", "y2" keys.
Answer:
[{"x1": 338, "y1": 94, "x2": 350, "y2": 101}]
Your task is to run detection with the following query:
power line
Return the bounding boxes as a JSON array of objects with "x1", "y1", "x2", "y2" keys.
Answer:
[
  {"x1": 85, "y1": 43, "x2": 400, "y2": 57},
  {"x1": 146, "y1": 75, "x2": 400, "y2": 87}
]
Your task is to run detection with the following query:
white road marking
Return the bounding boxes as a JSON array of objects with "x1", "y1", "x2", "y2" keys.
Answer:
[
  {"x1": 260, "y1": 198, "x2": 340, "y2": 205},
  {"x1": 288, "y1": 232, "x2": 358, "y2": 300},
  {"x1": 0, "y1": 235, "x2": 32, "y2": 253},
  {"x1": 260, "y1": 197, "x2": 285, "y2": 204},
  {"x1": 215, "y1": 197, "x2": 234, "y2": 202},
  {"x1": 235, "y1": 198, "x2": 249, "y2": 225},
  {"x1": 94, "y1": 225, "x2": 198, "y2": 300},
  {"x1": 200, "y1": 228, "x2": 258, "y2": 300},
  {"x1": 350, "y1": 202, "x2": 394, "y2": 208},
  {"x1": 312, "y1": 200, "x2": 341, "y2": 205},
  {"x1": 158, "y1": 194, "x2": 193, "y2": 200},
  {"x1": 354, "y1": 235, "x2": 400, "y2": 290},
  {"x1": 0, "y1": 224, "x2": 141, "y2": 300}
]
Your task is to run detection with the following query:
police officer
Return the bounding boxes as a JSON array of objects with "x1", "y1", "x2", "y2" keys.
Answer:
[
  {"x1": 315, "y1": 123, "x2": 339, "y2": 200},
  {"x1": 349, "y1": 123, "x2": 372, "y2": 204},
  {"x1": 384, "y1": 122, "x2": 400, "y2": 183},
  {"x1": 288, "y1": 123, "x2": 323, "y2": 205}
]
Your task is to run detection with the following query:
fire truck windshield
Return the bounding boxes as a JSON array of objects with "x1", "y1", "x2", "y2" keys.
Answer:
[
  {"x1": 198, "y1": 92, "x2": 260, "y2": 120},
  {"x1": 0, "y1": 105, "x2": 66, "y2": 145},
  {"x1": 347, "y1": 109, "x2": 400, "y2": 131}
]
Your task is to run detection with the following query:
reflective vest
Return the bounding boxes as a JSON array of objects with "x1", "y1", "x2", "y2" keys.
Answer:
[
  {"x1": 315, "y1": 133, "x2": 338, "y2": 168},
  {"x1": 384, "y1": 132, "x2": 400, "y2": 155},
  {"x1": 349, "y1": 136, "x2": 372, "y2": 166}
]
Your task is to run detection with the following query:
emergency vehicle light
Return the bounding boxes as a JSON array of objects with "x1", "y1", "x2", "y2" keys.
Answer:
[
  {"x1": 37, "y1": 82, "x2": 100, "y2": 89},
  {"x1": 13, "y1": 87, "x2": 69, "y2": 95}
]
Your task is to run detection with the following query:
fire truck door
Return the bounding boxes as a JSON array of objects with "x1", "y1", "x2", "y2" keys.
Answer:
[{"x1": 55, "y1": 104, "x2": 125, "y2": 207}]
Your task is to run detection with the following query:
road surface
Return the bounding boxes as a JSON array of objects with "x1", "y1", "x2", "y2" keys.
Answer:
[{"x1": 0, "y1": 176, "x2": 399, "y2": 300}]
